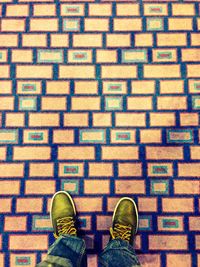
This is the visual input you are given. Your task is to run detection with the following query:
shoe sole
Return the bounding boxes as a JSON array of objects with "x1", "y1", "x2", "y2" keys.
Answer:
[
  {"x1": 50, "y1": 190, "x2": 77, "y2": 227},
  {"x1": 112, "y1": 197, "x2": 139, "y2": 233}
]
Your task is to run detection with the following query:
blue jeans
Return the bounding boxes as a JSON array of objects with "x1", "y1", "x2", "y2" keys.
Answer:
[{"x1": 36, "y1": 235, "x2": 141, "y2": 267}]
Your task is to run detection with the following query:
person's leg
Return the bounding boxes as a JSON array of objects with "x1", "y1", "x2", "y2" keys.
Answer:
[
  {"x1": 98, "y1": 197, "x2": 141, "y2": 267},
  {"x1": 36, "y1": 191, "x2": 86, "y2": 267}
]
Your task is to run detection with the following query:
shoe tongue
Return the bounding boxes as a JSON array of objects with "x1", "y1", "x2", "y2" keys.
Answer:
[{"x1": 116, "y1": 218, "x2": 131, "y2": 228}]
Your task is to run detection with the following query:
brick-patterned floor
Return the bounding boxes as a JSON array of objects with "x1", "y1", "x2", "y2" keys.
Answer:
[{"x1": 0, "y1": 0, "x2": 199, "y2": 266}]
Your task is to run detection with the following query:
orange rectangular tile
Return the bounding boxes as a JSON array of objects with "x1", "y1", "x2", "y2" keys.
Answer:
[
  {"x1": 144, "y1": 64, "x2": 180, "y2": 78},
  {"x1": 106, "y1": 33, "x2": 131, "y2": 47},
  {"x1": 25, "y1": 180, "x2": 55, "y2": 195},
  {"x1": 178, "y1": 163, "x2": 200, "y2": 177},
  {"x1": 140, "y1": 129, "x2": 162, "y2": 143},
  {"x1": 115, "y1": 180, "x2": 145, "y2": 194},
  {"x1": 127, "y1": 96, "x2": 152, "y2": 110},
  {"x1": 101, "y1": 65, "x2": 137, "y2": 79},
  {"x1": 58, "y1": 146, "x2": 95, "y2": 160},
  {"x1": 74, "y1": 81, "x2": 98, "y2": 95},
  {"x1": 191, "y1": 33, "x2": 200, "y2": 46},
  {"x1": 166, "y1": 254, "x2": 191, "y2": 267},
  {"x1": 118, "y1": 163, "x2": 142, "y2": 177},
  {"x1": 16, "y1": 198, "x2": 43, "y2": 213},
  {"x1": 53, "y1": 129, "x2": 74, "y2": 144},
  {"x1": 16, "y1": 65, "x2": 52, "y2": 79},
  {"x1": 84, "y1": 18, "x2": 109, "y2": 32},
  {"x1": 1, "y1": 19, "x2": 25, "y2": 31},
  {"x1": 33, "y1": 4, "x2": 56, "y2": 16},
  {"x1": 46, "y1": 81, "x2": 70, "y2": 94},
  {"x1": 74, "y1": 197, "x2": 103, "y2": 212},
  {"x1": 113, "y1": 18, "x2": 142, "y2": 31},
  {"x1": 13, "y1": 146, "x2": 51, "y2": 160},
  {"x1": 9, "y1": 235, "x2": 48, "y2": 250},
  {"x1": 29, "y1": 163, "x2": 54, "y2": 177},
  {"x1": 73, "y1": 34, "x2": 102, "y2": 47},
  {"x1": 160, "y1": 80, "x2": 184, "y2": 94},
  {"x1": 138, "y1": 197, "x2": 158, "y2": 212},
  {"x1": 180, "y1": 112, "x2": 199, "y2": 126},
  {"x1": 89, "y1": 163, "x2": 113, "y2": 177},
  {"x1": 4, "y1": 216, "x2": 27, "y2": 232},
  {"x1": 6, "y1": 112, "x2": 25, "y2": 127},
  {"x1": 0, "y1": 147, "x2": 6, "y2": 161},
  {"x1": 30, "y1": 18, "x2": 58, "y2": 31},
  {"x1": 0, "y1": 181, "x2": 20, "y2": 195},
  {"x1": 71, "y1": 96, "x2": 100, "y2": 111},
  {"x1": 22, "y1": 34, "x2": 47, "y2": 47},
  {"x1": 157, "y1": 33, "x2": 187, "y2": 47},
  {"x1": 146, "y1": 146, "x2": 183, "y2": 160},
  {"x1": 0, "y1": 198, "x2": 12, "y2": 213},
  {"x1": 0, "y1": 81, "x2": 12, "y2": 94},
  {"x1": 92, "y1": 112, "x2": 112, "y2": 127},
  {"x1": 182, "y1": 48, "x2": 200, "y2": 62},
  {"x1": 190, "y1": 146, "x2": 200, "y2": 159},
  {"x1": 150, "y1": 112, "x2": 176, "y2": 126},
  {"x1": 187, "y1": 64, "x2": 200, "y2": 77},
  {"x1": 102, "y1": 146, "x2": 138, "y2": 160},
  {"x1": 29, "y1": 113, "x2": 60, "y2": 127},
  {"x1": 6, "y1": 4, "x2": 29, "y2": 16},
  {"x1": 131, "y1": 80, "x2": 155, "y2": 94},
  {"x1": 0, "y1": 254, "x2": 4, "y2": 267},
  {"x1": 0, "y1": 66, "x2": 10, "y2": 78},
  {"x1": 189, "y1": 217, "x2": 200, "y2": 231},
  {"x1": 84, "y1": 179, "x2": 110, "y2": 194},
  {"x1": 162, "y1": 198, "x2": 194, "y2": 212},
  {"x1": 89, "y1": 3, "x2": 112, "y2": 16},
  {"x1": 172, "y1": 3, "x2": 195, "y2": 15},
  {"x1": 11, "y1": 49, "x2": 33, "y2": 63},
  {"x1": 96, "y1": 49, "x2": 117, "y2": 63},
  {"x1": 168, "y1": 18, "x2": 193, "y2": 31},
  {"x1": 41, "y1": 96, "x2": 67, "y2": 111},
  {"x1": 0, "y1": 96, "x2": 14, "y2": 110},
  {"x1": 174, "y1": 180, "x2": 200, "y2": 194},
  {"x1": 63, "y1": 112, "x2": 89, "y2": 127},
  {"x1": 116, "y1": 3, "x2": 139, "y2": 16},
  {"x1": 59, "y1": 65, "x2": 95, "y2": 79},
  {"x1": 157, "y1": 96, "x2": 187, "y2": 110},
  {"x1": 115, "y1": 112, "x2": 146, "y2": 127},
  {"x1": 135, "y1": 33, "x2": 153, "y2": 47},
  {"x1": 50, "y1": 34, "x2": 69, "y2": 47},
  {"x1": 0, "y1": 34, "x2": 18, "y2": 47},
  {"x1": 0, "y1": 163, "x2": 24, "y2": 177},
  {"x1": 149, "y1": 235, "x2": 188, "y2": 250}
]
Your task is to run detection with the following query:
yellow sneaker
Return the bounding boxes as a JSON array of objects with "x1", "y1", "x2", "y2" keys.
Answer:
[
  {"x1": 110, "y1": 197, "x2": 138, "y2": 245},
  {"x1": 50, "y1": 191, "x2": 77, "y2": 239}
]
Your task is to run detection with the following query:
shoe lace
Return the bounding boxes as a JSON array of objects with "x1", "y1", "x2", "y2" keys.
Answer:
[
  {"x1": 54, "y1": 216, "x2": 77, "y2": 239},
  {"x1": 110, "y1": 223, "x2": 132, "y2": 242}
]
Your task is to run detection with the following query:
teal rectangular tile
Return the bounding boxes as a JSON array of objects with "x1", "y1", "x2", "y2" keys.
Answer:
[
  {"x1": 151, "y1": 180, "x2": 169, "y2": 195},
  {"x1": 61, "y1": 179, "x2": 79, "y2": 195},
  {"x1": 16, "y1": 256, "x2": 31, "y2": 265},
  {"x1": 64, "y1": 165, "x2": 79, "y2": 174},
  {"x1": 162, "y1": 218, "x2": 179, "y2": 229},
  {"x1": 79, "y1": 129, "x2": 105, "y2": 143},
  {"x1": 167, "y1": 129, "x2": 193, "y2": 143},
  {"x1": 152, "y1": 165, "x2": 168, "y2": 174}
]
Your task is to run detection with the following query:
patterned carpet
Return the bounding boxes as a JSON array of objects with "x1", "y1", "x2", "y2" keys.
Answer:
[{"x1": 0, "y1": 0, "x2": 199, "y2": 266}]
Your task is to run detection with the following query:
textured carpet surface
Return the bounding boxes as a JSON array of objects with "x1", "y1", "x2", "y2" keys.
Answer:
[{"x1": 0, "y1": 0, "x2": 199, "y2": 266}]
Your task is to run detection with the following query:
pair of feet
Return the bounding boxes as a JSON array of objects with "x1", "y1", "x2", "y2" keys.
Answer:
[{"x1": 51, "y1": 191, "x2": 139, "y2": 245}]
